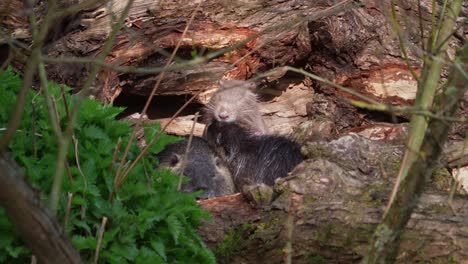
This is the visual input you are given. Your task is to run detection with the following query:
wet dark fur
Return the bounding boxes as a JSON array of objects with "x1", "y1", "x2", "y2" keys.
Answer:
[
  {"x1": 206, "y1": 122, "x2": 303, "y2": 189},
  {"x1": 155, "y1": 137, "x2": 235, "y2": 199}
]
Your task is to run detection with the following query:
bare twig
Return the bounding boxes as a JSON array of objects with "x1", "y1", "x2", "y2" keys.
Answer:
[
  {"x1": 93, "y1": 216, "x2": 108, "y2": 264},
  {"x1": 177, "y1": 112, "x2": 200, "y2": 191},
  {"x1": 63, "y1": 192, "x2": 74, "y2": 230},
  {"x1": 109, "y1": 137, "x2": 122, "y2": 172}
]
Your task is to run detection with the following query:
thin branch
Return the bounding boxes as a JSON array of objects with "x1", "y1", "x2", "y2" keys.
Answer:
[
  {"x1": 63, "y1": 192, "x2": 73, "y2": 230},
  {"x1": 389, "y1": 0, "x2": 420, "y2": 82},
  {"x1": 93, "y1": 216, "x2": 108, "y2": 264},
  {"x1": 177, "y1": 112, "x2": 200, "y2": 191}
]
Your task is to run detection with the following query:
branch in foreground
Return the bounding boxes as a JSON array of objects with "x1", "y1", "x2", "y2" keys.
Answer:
[
  {"x1": 364, "y1": 42, "x2": 468, "y2": 263},
  {"x1": 0, "y1": 152, "x2": 81, "y2": 264}
]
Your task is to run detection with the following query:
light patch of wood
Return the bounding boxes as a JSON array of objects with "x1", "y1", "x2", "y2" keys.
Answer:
[
  {"x1": 353, "y1": 123, "x2": 408, "y2": 141},
  {"x1": 453, "y1": 167, "x2": 468, "y2": 194},
  {"x1": 365, "y1": 69, "x2": 418, "y2": 100},
  {"x1": 155, "y1": 116, "x2": 205, "y2": 137}
]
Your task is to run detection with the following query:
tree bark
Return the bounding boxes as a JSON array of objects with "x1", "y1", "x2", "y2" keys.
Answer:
[
  {"x1": 0, "y1": 153, "x2": 81, "y2": 264},
  {"x1": 4, "y1": 0, "x2": 463, "y2": 104}
]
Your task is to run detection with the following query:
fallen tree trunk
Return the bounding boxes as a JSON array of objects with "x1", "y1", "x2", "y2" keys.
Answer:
[
  {"x1": 4, "y1": 0, "x2": 464, "y2": 105},
  {"x1": 0, "y1": 153, "x2": 81, "y2": 264},
  {"x1": 198, "y1": 134, "x2": 468, "y2": 263}
]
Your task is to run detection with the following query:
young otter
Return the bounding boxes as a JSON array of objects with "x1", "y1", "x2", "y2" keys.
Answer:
[
  {"x1": 203, "y1": 80, "x2": 268, "y2": 136},
  {"x1": 155, "y1": 137, "x2": 235, "y2": 199},
  {"x1": 206, "y1": 121, "x2": 303, "y2": 189}
]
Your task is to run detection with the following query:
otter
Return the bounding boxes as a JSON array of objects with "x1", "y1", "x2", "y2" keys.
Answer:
[
  {"x1": 203, "y1": 80, "x2": 268, "y2": 136},
  {"x1": 155, "y1": 137, "x2": 235, "y2": 199},
  {"x1": 206, "y1": 121, "x2": 303, "y2": 189}
]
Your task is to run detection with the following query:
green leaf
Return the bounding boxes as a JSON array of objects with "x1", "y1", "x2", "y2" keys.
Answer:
[
  {"x1": 83, "y1": 125, "x2": 109, "y2": 141},
  {"x1": 166, "y1": 214, "x2": 182, "y2": 245},
  {"x1": 135, "y1": 247, "x2": 165, "y2": 264},
  {"x1": 150, "y1": 239, "x2": 167, "y2": 261},
  {"x1": 72, "y1": 235, "x2": 96, "y2": 250}
]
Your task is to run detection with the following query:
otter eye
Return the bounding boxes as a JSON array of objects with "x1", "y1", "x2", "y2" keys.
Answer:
[{"x1": 170, "y1": 154, "x2": 180, "y2": 166}]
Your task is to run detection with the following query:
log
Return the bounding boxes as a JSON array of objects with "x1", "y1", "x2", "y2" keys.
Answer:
[
  {"x1": 197, "y1": 134, "x2": 468, "y2": 263},
  {"x1": 5, "y1": 0, "x2": 464, "y2": 105},
  {"x1": 0, "y1": 153, "x2": 81, "y2": 264}
]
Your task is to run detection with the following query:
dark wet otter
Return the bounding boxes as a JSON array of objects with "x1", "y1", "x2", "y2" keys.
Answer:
[
  {"x1": 155, "y1": 137, "x2": 235, "y2": 199},
  {"x1": 206, "y1": 121, "x2": 303, "y2": 189}
]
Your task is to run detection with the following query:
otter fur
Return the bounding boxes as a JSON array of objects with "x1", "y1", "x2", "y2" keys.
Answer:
[
  {"x1": 155, "y1": 137, "x2": 235, "y2": 199},
  {"x1": 203, "y1": 80, "x2": 268, "y2": 136},
  {"x1": 206, "y1": 121, "x2": 303, "y2": 189}
]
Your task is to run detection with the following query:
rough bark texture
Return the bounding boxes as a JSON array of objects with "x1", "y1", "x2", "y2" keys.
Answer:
[
  {"x1": 4, "y1": 0, "x2": 463, "y2": 102},
  {"x1": 198, "y1": 133, "x2": 468, "y2": 263},
  {"x1": 0, "y1": 153, "x2": 82, "y2": 264},
  {"x1": 3, "y1": 0, "x2": 466, "y2": 136}
]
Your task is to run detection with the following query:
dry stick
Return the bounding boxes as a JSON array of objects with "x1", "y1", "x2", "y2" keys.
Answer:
[
  {"x1": 417, "y1": 0, "x2": 425, "y2": 51},
  {"x1": 115, "y1": 1, "x2": 202, "y2": 176},
  {"x1": 73, "y1": 136, "x2": 86, "y2": 181},
  {"x1": 109, "y1": 137, "x2": 122, "y2": 172},
  {"x1": 177, "y1": 112, "x2": 200, "y2": 191},
  {"x1": 114, "y1": 2, "x2": 202, "y2": 187},
  {"x1": 389, "y1": 0, "x2": 420, "y2": 82},
  {"x1": 63, "y1": 192, "x2": 73, "y2": 230},
  {"x1": 115, "y1": 91, "x2": 202, "y2": 188},
  {"x1": 94, "y1": 216, "x2": 108, "y2": 264},
  {"x1": 59, "y1": 85, "x2": 71, "y2": 121},
  {"x1": 284, "y1": 193, "x2": 295, "y2": 264},
  {"x1": 38, "y1": 61, "x2": 63, "y2": 138},
  {"x1": 51, "y1": 98, "x2": 74, "y2": 183},
  {"x1": 31, "y1": 103, "x2": 37, "y2": 158}
]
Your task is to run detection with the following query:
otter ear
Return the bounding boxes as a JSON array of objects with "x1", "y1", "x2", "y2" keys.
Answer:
[{"x1": 170, "y1": 154, "x2": 180, "y2": 166}]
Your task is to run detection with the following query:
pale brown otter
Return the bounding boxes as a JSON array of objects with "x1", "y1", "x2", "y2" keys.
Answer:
[{"x1": 203, "y1": 80, "x2": 268, "y2": 136}]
